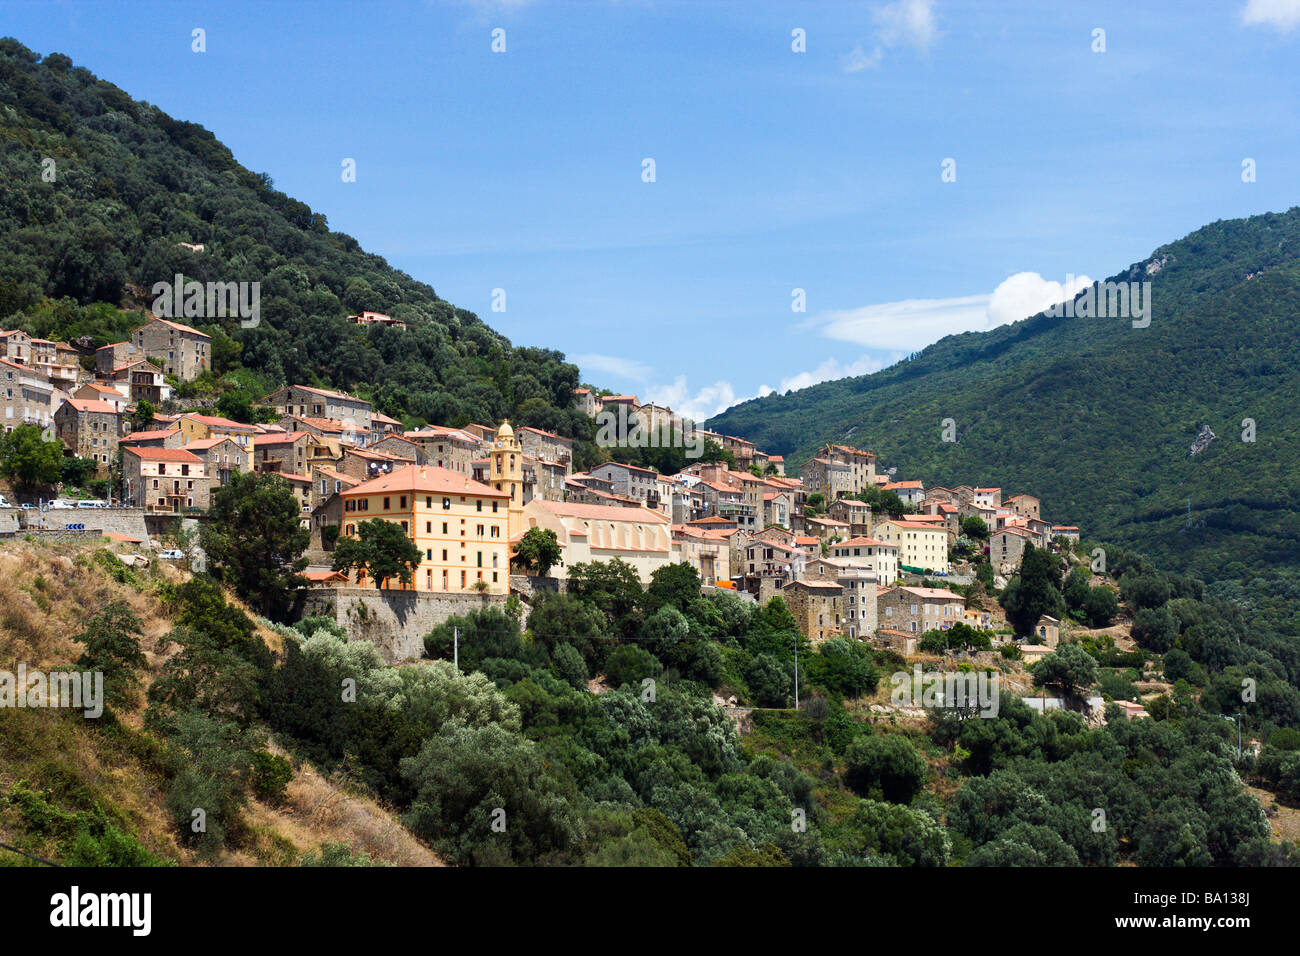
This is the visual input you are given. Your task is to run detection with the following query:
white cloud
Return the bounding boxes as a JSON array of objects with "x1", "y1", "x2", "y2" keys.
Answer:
[
  {"x1": 845, "y1": 0, "x2": 938, "y2": 71},
  {"x1": 844, "y1": 45, "x2": 884, "y2": 72},
  {"x1": 808, "y1": 272, "x2": 1092, "y2": 351},
  {"x1": 644, "y1": 376, "x2": 773, "y2": 423},
  {"x1": 1242, "y1": 0, "x2": 1300, "y2": 32},
  {"x1": 573, "y1": 353, "x2": 652, "y2": 382},
  {"x1": 778, "y1": 354, "x2": 901, "y2": 393},
  {"x1": 986, "y1": 271, "x2": 1093, "y2": 327},
  {"x1": 875, "y1": 0, "x2": 938, "y2": 50}
]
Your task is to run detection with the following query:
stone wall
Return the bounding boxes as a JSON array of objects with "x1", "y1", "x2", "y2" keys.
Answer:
[
  {"x1": 19, "y1": 507, "x2": 152, "y2": 546},
  {"x1": 508, "y1": 574, "x2": 564, "y2": 599},
  {"x1": 2, "y1": 528, "x2": 105, "y2": 544},
  {"x1": 298, "y1": 587, "x2": 507, "y2": 662}
]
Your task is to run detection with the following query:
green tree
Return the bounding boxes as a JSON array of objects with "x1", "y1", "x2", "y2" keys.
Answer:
[
  {"x1": 512, "y1": 526, "x2": 562, "y2": 577},
  {"x1": 200, "y1": 471, "x2": 309, "y2": 617},
  {"x1": 71, "y1": 599, "x2": 148, "y2": 708},
  {"x1": 1001, "y1": 545, "x2": 1065, "y2": 636},
  {"x1": 0, "y1": 424, "x2": 63, "y2": 491},
  {"x1": 1082, "y1": 586, "x2": 1118, "y2": 628},
  {"x1": 960, "y1": 515, "x2": 989, "y2": 541},
  {"x1": 131, "y1": 399, "x2": 156, "y2": 432},
  {"x1": 1031, "y1": 643, "x2": 1099, "y2": 697},
  {"x1": 646, "y1": 562, "x2": 701, "y2": 614},
  {"x1": 401, "y1": 718, "x2": 584, "y2": 865},
  {"x1": 332, "y1": 517, "x2": 422, "y2": 588},
  {"x1": 60, "y1": 455, "x2": 97, "y2": 488},
  {"x1": 844, "y1": 734, "x2": 928, "y2": 803},
  {"x1": 1132, "y1": 606, "x2": 1178, "y2": 653}
]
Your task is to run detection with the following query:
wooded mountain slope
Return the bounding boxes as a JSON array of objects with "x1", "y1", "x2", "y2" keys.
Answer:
[
  {"x1": 709, "y1": 208, "x2": 1300, "y2": 583},
  {"x1": 0, "y1": 38, "x2": 590, "y2": 443}
]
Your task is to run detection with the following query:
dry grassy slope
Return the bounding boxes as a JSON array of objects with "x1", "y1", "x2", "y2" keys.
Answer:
[{"x1": 0, "y1": 538, "x2": 441, "y2": 867}]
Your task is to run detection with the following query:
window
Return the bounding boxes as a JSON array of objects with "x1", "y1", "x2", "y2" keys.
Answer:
[
  {"x1": 442, "y1": 497, "x2": 451, "y2": 510},
  {"x1": 383, "y1": 496, "x2": 390, "y2": 510},
  {"x1": 442, "y1": 549, "x2": 448, "y2": 561},
  {"x1": 442, "y1": 522, "x2": 448, "y2": 534},
  {"x1": 426, "y1": 521, "x2": 432, "y2": 533},
  {"x1": 400, "y1": 495, "x2": 406, "y2": 509},
  {"x1": 492, "y1": 500, "x2": 499, "y2": 513},
  {"x1": 476, "y1": 499, "x2": 482, "y2": 512}
]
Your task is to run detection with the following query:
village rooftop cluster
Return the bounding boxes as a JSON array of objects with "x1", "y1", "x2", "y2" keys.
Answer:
[{"x1": 1, "y1": 326, "x2": 1083, "y2": 656}]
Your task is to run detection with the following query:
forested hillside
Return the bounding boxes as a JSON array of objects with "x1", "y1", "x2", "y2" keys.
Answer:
[
  {"x1": 0, "y1": 39, "x2": 592, "y2": 449},
  {"x1": 708, "y1": 208, "x2": 1300, "y2": 584}
]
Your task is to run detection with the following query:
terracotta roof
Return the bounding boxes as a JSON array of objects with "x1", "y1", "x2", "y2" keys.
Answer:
[
  {"x1": 121, "y1": 428, "x2": 181, "y2": 442},
  {"x1": 181, "y1": 413, "x2": 255, "y2": 432},
  {"x1": 342, "y1": 464, "x2": 507, "y2": 499},
  {"x1": 62, "y1": 398, "x2": 118, "y2": 414},
  {"x1": 836, "y1": 536, "x2": 893, "y2": 547},
  {"x1": 303, "y1": 570, "x2": 347, "y2": 583},
  {"x1": 101, "y1": 531, "x2": 143, "y2": 544},
  {"x1": 123, "y1": 447, "x2": 203, "y2": 463},
  {"x1": 254, "y1": 431, "x2": 309, "y2": 446},
  {"x1": 532, "y1": 499, "x2": 669, "y2": 523},
  {"x1": 184, "y1": 437, "x2": 242, "y2": 451}
]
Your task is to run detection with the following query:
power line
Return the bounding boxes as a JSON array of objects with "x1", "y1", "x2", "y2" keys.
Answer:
[{"x1": 0, "y1": 840, "x2": 60, "y2": 867}]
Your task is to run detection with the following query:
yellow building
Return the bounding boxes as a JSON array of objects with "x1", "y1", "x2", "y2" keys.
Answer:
[
  {"x1": 339, "y1": 463, "x2": 510, "y2": 594},
  {"x1": 488, "y1": 419, "x2": 526, "y2": 539},
  {"x1": 875, "y1": 519, "x2": 951, "y2": 574},
  {"x1": 177, "y1": 413, "x2": 256, "y2": 452}
]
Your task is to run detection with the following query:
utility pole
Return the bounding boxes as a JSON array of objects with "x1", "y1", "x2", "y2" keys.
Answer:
[{"x1": 1222, "y1": 713, "x2": 1245, "y2": 760}]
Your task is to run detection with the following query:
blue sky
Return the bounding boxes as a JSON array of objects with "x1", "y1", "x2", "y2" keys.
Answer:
[{"x1": 7, "y1": 0, "x2": 1300, "y2": 419}]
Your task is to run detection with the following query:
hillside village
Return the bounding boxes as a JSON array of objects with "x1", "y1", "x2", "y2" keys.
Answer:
[{"x1": 3, "y1": 320, "x2": 1094, "y2": 685}]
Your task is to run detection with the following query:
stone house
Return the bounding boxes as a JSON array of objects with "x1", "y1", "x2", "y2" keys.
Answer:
[
  {"x1": 122, "y1": 446, "x2": 211, "y2": 512},
  {"x1": 53, "y1": 398, "x2": 123, "y2": 468},
  {"x1": 130, "y1": 317, "x2": 210, "y2": 381},
  {"x1": 876, "y1": 585, "x2": 965, "y2": 635},
  {"x1": 783, "y1": 578, "x2": 844, "y2": 644},
  {"x1": 262, "y1": 385, "x2": 373, "y2": 432}
]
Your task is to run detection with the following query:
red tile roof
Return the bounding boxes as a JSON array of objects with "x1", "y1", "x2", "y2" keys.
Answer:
[
  {"x1": 342, "y1": 464, "x2": 507, "y2": 499},
  {"x1": 123, "y1": 447, "x2": 203, "y2": 463}
]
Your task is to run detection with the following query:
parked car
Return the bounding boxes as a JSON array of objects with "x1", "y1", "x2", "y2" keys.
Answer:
[
  {"x1": 158, "y1": 549, "x2": 186, "y2": 560},
  {"x1": 48, "y1": 499, "x2": 74, "y2": 510},
  {"x1": 76, "y1": 499, "x2": 106, "y2": 509},
  {"x1": 0, "y1": 495, "x2": 10, "y2": 508}
]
